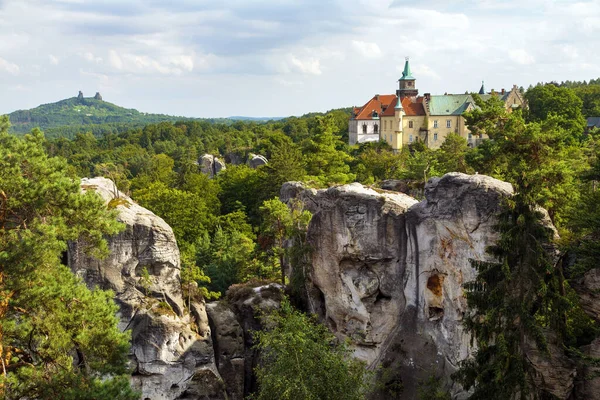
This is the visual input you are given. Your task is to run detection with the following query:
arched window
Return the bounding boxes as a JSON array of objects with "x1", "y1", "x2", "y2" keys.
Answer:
[
  {"x1": 362, "y1": 124, "x2": 367, "y2": 134},
  {"x1": 374, "y1": 124, "x2": 378, "y2": 134}
]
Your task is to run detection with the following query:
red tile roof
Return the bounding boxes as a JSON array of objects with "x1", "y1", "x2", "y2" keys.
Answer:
[
  {"x1": 380, "y1": 96, "x2": 426, "y2": 117},
  {"x1": 354, "y1": 94, "x2": 396, "y2": 120}
]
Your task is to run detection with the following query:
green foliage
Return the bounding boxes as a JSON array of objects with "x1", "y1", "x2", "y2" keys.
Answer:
[
  {"x1": 218, "y1": 165, "x2": 267, "y2": 224},
  {"x1": 351, "y1": 141, "x2": 403, "y2": 184},
  {"x1": 203, "y1": 226, "x2": 257, "y2": 294},
  {"x1": 140, "y1": 266, "x2": 152, "y2": 296},
  {"x1": 252, "y1": 297, "x2": 371, "y2": 400},
  {"x1": 525, "y1": 84, "x2": 586, "y2": 136},
  {"x1": 464, "y1": 98, "x2": 585, "y2": 226},
  {"x1": 302, "y1": 115, "x2": 356, "y2": 185},
  {"x1": 434, "y1": 133, "x2": 473, "y2": 174},
  {"x1": 259, "y1": 198, "x2": 312, "y2": 285},
  {"x1": 417, "y1": 375, "x2": 451, "y2": 400},
  {"x1": 0, "y1": 117, "x2": 137, "y2": 399},
  {"x1": 572, "y1": 85, "x2": 600, "y2": 118}
]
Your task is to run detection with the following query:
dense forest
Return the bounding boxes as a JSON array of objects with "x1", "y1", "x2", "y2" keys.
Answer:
[{"x1": 2, "y1": 81, "x2": 600, "y2": 398}]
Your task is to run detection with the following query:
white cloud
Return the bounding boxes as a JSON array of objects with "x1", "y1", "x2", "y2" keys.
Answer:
[
  {"x1": 509, "y1": 49, "x2": 535, "y2": 65},
  {"x1": 289, "y1": 55, "x2": 322, "y2": 75},
  {"x1": 169, "y1": 55, "x2": 194, "y2": 72},
  {"x1": 352, "y1": 40, "x2": 382, "y2": 58},
  {"x1": 411, "y1": 64, "x2": 440, "y2": 80},
  {"x1": 0, "y1": 57, "x2": 19, "y2": 75},
  {"x1": 106, "y1": 49, "x2": 197, "y2": 76},
  {"x1": 49, "y1": 54, "x2": 59, "y2": 65},
  {"x1": 82, "y1": 52, "x2": 103, "y2": 63},
  {"x1": 108, "y1": 50, "x2": 123, "y2": 70}
]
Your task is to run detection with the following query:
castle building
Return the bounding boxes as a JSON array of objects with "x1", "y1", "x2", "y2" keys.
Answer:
[{"x1": 349, "y1": 59, "x2": 525, "y2": 150}]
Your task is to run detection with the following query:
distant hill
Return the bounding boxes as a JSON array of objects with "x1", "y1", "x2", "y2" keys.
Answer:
[
  {"x1": 8, "y1": 93, "x2": 191, "y2": 135},
  {"x1": 227, "y1": 116, "x2": 284, "y2": 122}
]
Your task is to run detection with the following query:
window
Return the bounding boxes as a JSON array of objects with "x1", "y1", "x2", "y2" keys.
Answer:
[
  {"x1": 434, "y1": 133, "x2": 438, "y2": 141},
  {"x1": 446, "y1": 120, "x2": 451, "y2": 128},
  {"x1": 363, "y1": 124, "x2": 367, "y2": 134},
  {"x1": 433, "y1": 120, "x2": 438, "y2": 128},
  {"x1": 409, "y1": 135, "x2": 413, "y2": 142},
  {"x1": 384, "y1": 120, "x2": 387, "y2": 130},
  {"x1": 409, "y1": 121, "x2": 413, "y2": 128},
  {"x1": 374, "y1": 124, "x2": 378, "y2": 134},
  {"x1": 468, "y1": 133, "x2": 472, "y2": 139}
]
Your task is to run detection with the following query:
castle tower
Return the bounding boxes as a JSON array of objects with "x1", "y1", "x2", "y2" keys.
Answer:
[{"x1": 397, "y1": 58, "x2": 418, "y2": 98}]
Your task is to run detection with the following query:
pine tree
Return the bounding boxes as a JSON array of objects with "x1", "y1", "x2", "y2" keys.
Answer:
[{"x1": 0, "y1": 118, "x2": 138, "y2": 399}]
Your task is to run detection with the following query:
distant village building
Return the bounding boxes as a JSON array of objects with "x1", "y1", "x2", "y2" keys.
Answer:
[{"x1": 349, "y1": 59, "x2": 525, "y2": 150}]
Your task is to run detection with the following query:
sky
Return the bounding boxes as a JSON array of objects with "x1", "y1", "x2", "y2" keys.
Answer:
[{"x1": 0, "y1": 0, "x2": 599, "y2": 118}]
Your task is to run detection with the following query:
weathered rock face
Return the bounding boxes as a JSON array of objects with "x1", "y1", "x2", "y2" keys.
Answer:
[
  {"x1": 283, "y1": 174, "x2": 583, "y2": 398},
  {"x1": 247, "y1": 153, "x2": 268, "y2": 169},
  {"x1": 69, "y1": 178, "x2": 224, "y2": 400},
  {"x1": 206, "y1": 284, "x2": 283, "y2": 400},
  {"x1": 282, "y1": 174, "x2": 517, "y2": 397},
  {"x1": 573, "y1": 268, "x2": 600, "y2": 399},
  {"x1": 199, "y1": 154, "x2": 226, "y2": 178}
]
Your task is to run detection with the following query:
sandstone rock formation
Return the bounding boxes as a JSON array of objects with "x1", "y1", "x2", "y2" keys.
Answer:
[
  {"x1": 573, "y1": 268, "x2": 600, "y2": 398},
  {"x1": 282, "y1": 173, "x2": 576, "y2": 398},
  {"x1": 247, "y1": 153, "x2": 268, "y2": 169},
  {"x1": 199, "y1": 154, "x2": 226, "y2": 178},
  {"x1": 66, "y1": 173, "x2": 585, "y2": 399},
  {"x1": 206, "y1": 284, "x2": 283, "y2": 400},
  {"x1": 69, "y1": 177, "x2": 224, "y2": 400}
]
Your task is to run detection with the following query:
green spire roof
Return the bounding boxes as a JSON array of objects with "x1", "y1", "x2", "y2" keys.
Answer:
[
  {"x1": 399, "y1": 58, "x2": 414, "y2": 81},
  {"x1": 395, "y1": 96, "x2": 403, "y2": 109},
  {"x1": 478, "y1": 81, "x2": 485, "y2": 95}
]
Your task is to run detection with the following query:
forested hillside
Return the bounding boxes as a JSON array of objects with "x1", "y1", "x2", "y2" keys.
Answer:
[{"x1": 8, "y1": 94, "x2": 191, "y2": 137}]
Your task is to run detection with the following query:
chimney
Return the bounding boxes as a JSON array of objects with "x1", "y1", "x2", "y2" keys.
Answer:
[
  {"x1": 375, "y1": 94, "x2": 380, "y2": 101},
  {"x1": 501, "y1": 88, "x2": 505, "y2": 95},
  {"x1": 424, "y1": 93, "x2": 431, "y2": 101}
]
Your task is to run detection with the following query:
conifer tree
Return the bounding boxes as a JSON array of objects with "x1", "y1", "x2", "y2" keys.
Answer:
[
  {"x1": 0, "y1": 117, "x2": 138, "y2": 399},
  {"x1": 454, "y1": 99, "x2": 578, "y2": 398}
]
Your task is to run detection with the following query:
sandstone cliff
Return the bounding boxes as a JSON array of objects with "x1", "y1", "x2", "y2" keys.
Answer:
[{"x1": 282, "y1": 173, "x2": 577, "y2": 399}]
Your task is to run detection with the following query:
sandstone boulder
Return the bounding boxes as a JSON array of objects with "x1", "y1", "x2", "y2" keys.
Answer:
[
  {"x1": 207, "y1": 284, "x2": 283, "y2": 399},
  {"x1": 69, "y1": 177, "x2": 224, "y2": 400},
  {"x1": 247, "y1": 153, "x2": 268, "y2": 169},
  {"x1": 199, "y1": 154, "x2": 226, "y2": 178}
]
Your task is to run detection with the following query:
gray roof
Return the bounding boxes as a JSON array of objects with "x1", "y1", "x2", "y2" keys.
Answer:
[{"x1": 587, "y1": 117, "x2": 600, "y2": 128}]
